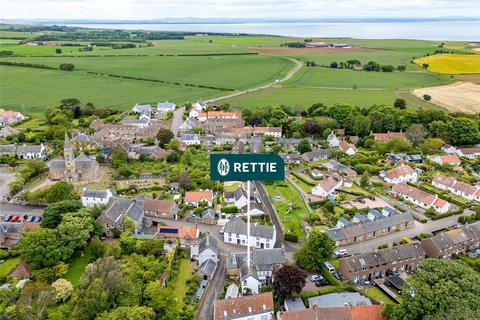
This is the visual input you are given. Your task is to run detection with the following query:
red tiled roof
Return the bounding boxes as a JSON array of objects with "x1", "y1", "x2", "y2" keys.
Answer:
[
  {"x1": 319, "y1": 176, "x2": 340, "y2": 193},
  {"x1": 144, "y1": 199, "x2": 176, "y2": 213},
  {"x1": 392, "y1": 183, "x2": 436, "y2": 206},
  {"x1": 372, "y1": 132, "x2": 406, "y2": 142},
  {"x1": 339, "y1": 140, "x2": 356, "y2": 153},
  {"x1": 185, "y1": 191, "x2": 213, "y2": 203},
  {"x1": 385, "y1": 164, "x2": 414, "y2": 180},
  {"x1": 214, "y1": 293, "x2": 274, "y2": 320}
]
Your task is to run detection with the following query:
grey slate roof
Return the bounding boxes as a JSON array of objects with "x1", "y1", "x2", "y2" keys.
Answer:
[
  {"x1": 0, "y1": 144, "x2": 16, "y2": 153},
  {"x1": 71, "y1": 133, "x2": 91, "y2": 143},
  {"x1": 83, "y1": 189, "x2": 109, "y2": 199},
  {"x1": 103, "y1": 197, "x2": 144, "y2": 223},
  {"x1": 284, "y1": 298, "x2": 306, "y2": 311},
  {"x1": 226, "y1": 248, "x2": 286, "y2": 271},
  {"x1": 301, "y1": 149, "x2": 332, "y2": 161},
  {"x1": 308, "y1": 292, "x2": 372, "y2": 308},
  {"x1": 239, "y1": 260, "x2": 258, "y2": 281},
  {"x1": 341, "y1": 243, "x2": 425, "y2": 271},
  {"x1": 424, "y1": 221, "x2": 480, "y2": 251},
  {"x1": 198, "y1": 259, "x2": 217, "y2": 278},
  {"x1": 328, "y1": 212, "x2": 414, "y2": 241},
  {"x1": 225, "y1": 218, "x2": 275, "y2": 239},
  {"x1": 199, "y1": 234, "x2": 218, "y2": 255},
  {"x1": 16, "y1": 145, "x2": 43, "y2": 154}
]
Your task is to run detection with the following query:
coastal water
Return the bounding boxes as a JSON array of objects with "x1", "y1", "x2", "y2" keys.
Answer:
[{"x1": 66, "y1": 21, "x2": 480, "y2": 41}]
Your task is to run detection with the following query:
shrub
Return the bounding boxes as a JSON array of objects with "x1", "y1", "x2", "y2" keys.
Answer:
[
  {"x1": 220, "y1": 206, "x2": 238, "y2": 214},
  {"x1": 59, "y1": 63, "x2": 75, "y2": 71},
  {"x1": 284, "y1": 233, "x2": 299, "y2": 243},
  {"x1": 423, "y1": 94, "x2": 432, "y2": 101}
]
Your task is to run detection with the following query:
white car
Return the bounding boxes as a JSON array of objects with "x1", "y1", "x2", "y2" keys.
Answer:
[
  {"x1": 309, "y1": 275, "x2": 323, "y2": 282},
  {"x1": 335, "y1": 249, "x2": 349, "y2": 257}
]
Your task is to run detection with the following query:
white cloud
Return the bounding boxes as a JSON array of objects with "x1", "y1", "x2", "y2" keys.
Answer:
[{"x1": 0, "y1": 0, "x2": 479, "y2": 20}]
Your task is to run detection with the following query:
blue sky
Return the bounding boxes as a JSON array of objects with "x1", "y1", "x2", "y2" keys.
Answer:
[{"x1": 1, "y1": 0, "x2": 479, "y2": 20}]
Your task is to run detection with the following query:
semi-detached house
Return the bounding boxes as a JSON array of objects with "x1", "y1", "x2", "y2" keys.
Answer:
[
  {"x1": 339, "y1": 242, "x2": 426, "y2": 282},
  {"x1": 432, "y1": 175, "x2": 480, "y2": 201},
  {"x1": 391, "y1": 183, "x2": 450, "y2": 213},
  {"x1": 421, "y1": 221, "x2": 480, "y2": 259},
  {"x1": 311, "y1": 176, "x2": 343, "y2": 197},
  {"x1": 223, "y1": 217, "x2": 276, "y2": 249}
]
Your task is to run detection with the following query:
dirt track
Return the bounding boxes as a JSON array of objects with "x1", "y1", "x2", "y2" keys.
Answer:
[
  {"x1": 249, "y1": 47, "x2": 376, "y2": 54},
  {"x1": 413, "y1": 82, "x2": 480, "y2": 114}
]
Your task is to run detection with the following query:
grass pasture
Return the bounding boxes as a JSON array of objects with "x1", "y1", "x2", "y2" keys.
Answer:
[
  {"x1": 415, "y1": 54, "x2": 480, "y2": 74},
  {"x1": 0, "y1": 65, "x2": 222, "y2": 112},
  {"x1": 65, "y1": 249, "x2": 92, "y2": 286},
  {"x1": 0, "y1": 257, "x2": 21, "y2": 278},
  {"x1": 222, "y1": 86, "x2": 397, "y2": 110},
  {"x1": 288, "y1": 67, "x2": 450, "y2": 90},
  {"x1": 4, "y1": 54, "x2": 293, "y2": 91}
]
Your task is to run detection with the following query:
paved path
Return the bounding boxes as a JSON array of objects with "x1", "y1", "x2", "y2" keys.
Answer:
[
  {"x1": 196, "y1": 253, "x2": 226, "y2": 320},
  {"x1": 0, "y1": 167, "x2": 15, "y2": 199},
  {"x1": 340, "y1": 214, "x2": 466, "y2": 255},
  {"x1": 285, "y1": 175, "x2": 313, "y2": 213},
  {"x1": 171, "y1": 106, "x2": 185, "y2": 137},
  {"x1": 205, "y1": 58, "x2": 303, "y2": 103},
  {"x1": 0, "y1": 203, "x2": 44, "y2": 217}
]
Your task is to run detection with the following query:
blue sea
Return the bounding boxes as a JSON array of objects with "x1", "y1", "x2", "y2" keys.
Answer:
[{"x1": 66, "y1": 21, "x2": 480, "y2": 41}]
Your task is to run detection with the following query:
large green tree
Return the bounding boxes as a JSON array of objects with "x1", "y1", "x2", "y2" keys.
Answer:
[
  {"x1": 41, "y1": 200, "x2": 83, "y2": 228},
  {"x1": 97, "y1": 306, "x2": 154, "y2": 320},
  {"x1": 294, "y1": 230, "x2": 335, "y2": 272},
  {"x1": 385, "y1": 259, "x2": 480, "y2": 320},
  {"x1": 17, "y1": 228, "x2": 67, "y2": 269}
]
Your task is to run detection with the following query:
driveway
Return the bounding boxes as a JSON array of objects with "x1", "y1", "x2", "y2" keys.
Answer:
[
  {"x1": 340, "y1": 214, "x2": 467, "y2": 255},
  {"x1": 196, "y1": 253, "x2": 226, "y2": 320},
  {"x1": 171, "y1": 106, "x2": 185, "y2": 137}
]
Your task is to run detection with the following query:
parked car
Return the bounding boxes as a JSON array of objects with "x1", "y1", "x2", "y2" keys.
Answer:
[
  {"x1": 335, "y1": 249, "x2": 349, "y2": 257},
  {"x1": 27, "y1": 216, "x2": 36, "y2": 222},
  {"x1": 219, "y1": 226, "x2": 225, "y2": 234},
  {"x1": 368, "y1": 195, "x2": 375, "y2": 201},
  {"x1": 3, "y1": 214, "x2": 12, "y2": 222},
  {"x1": 324, "y1": 262, "x2": 336, "y2": 273},
  {"x1": 315, "y1": 278, "x2": 329, "y2": 287},
  {"x1": 11, "y1": 216, "x2": 20, "y2": 222},
  {"x1": 34, "y1": 216, "x2": 42, "y2": 222},
  {"x1": 310, "y1": 275, "x2": 324, "y2": 282},
  {"x1": 333, "y1": 271, "x2": 345, "y2": 281}
]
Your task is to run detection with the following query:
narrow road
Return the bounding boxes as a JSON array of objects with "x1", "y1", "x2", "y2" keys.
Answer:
[
  {"x1": 254, "y1": 181, "x2": 285, "y2": 249},
  {"x1": 196, "y1": 253, "x2": 226, "y2": 320},
  {"x1": 171, "y1": 106, "x2": 185, "y2": 137},
  {"x1": 205, "y1": 57, "x2": 303, "y2": 103},
  {"x1": 340, "y1": 214, "x2": 466, "y2": 255}
]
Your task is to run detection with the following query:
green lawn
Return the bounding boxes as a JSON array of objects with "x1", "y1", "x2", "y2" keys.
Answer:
[
  {"x1": 363, "y1": 287, "x2": 396, "y2": 304},
  {"x1": 290, "y1": 174, "x2": 314, "y2": 193},
  {"x1": 0, "y1": 65, "x2": 223, "y2": 113},
  {"x1": 187, "y1": 35, "x2": 299, "y2": 48},
  {"x1": 264, "y1": 181, "x2": 309, "y2": 239},
  {"x1": 172, "y1": 259, "x2": 194, "y2": 304},
  {"x1": 3, "y1": 54, "x2": 293, "y2": 91},
  {"x1": 64, "y1": 249, "x2": 92, "y2": 286},
  {"x1": 222, "y1": 86, "x2": 398, "y2": 110},
  {"x1": 0, "y1": 257, "x2": 21, "y2": 278},
  {"x1": 288, "y1": 67, "x2": 450, "y2": 90}
]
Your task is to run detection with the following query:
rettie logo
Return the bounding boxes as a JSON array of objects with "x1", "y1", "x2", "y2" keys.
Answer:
[{"x1": 217, "y1": 158, "x2": 230, "y2": 176}]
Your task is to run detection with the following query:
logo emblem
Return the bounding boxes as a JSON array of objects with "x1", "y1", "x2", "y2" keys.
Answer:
[{"x1": 217, "y1": 158, "x2": 230, "y2": 176}]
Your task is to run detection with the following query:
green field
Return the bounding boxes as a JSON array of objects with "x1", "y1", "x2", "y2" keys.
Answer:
[
  {"x1": 187, "y1": 35, "x2": 298, "y2": 48},
  {"x1": 264, "y1": 181, "x2": 309, "y2": 239},
  {"x1": 222, "y1": 86, "x2": 398, "y2": 110},
  {"x1": 4, "y1": 54, "x2": 293, "y2": 91},
  {"x1": 0, "y1": 65, "x2": 222, "y2": 112},
  {"x1": 288, "y1": 67, "x2": 450, "y2": 89}
]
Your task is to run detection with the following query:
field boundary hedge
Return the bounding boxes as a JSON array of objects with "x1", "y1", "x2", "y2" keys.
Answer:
[
  {"x1": 291, "y1": 172, "x2": 316, "y2": 186},
  {"x1": 0, "y1": 61, "x2": 57, "y2": 70}
]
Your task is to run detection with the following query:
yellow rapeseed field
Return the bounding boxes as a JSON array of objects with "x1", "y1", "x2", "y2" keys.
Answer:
[{"x1": 415, "y1": 54, "x2": 480, "y2": 74}]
